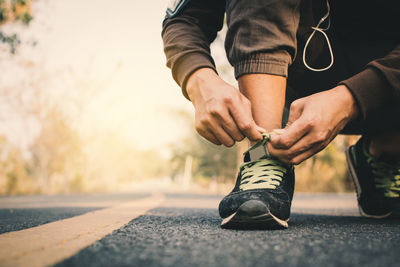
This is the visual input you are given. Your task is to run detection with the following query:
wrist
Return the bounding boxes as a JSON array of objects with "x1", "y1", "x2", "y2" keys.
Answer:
[
  {"x1": 186, "y1": 68, "x2": 219, "y2": 103},
  {"x1": 333, "y1": 85, "x2": 359, "y2": 121}
]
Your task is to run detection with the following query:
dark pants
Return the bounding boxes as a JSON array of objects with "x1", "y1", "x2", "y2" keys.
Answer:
[{"x1": 285, "y1": 2, "x2": 400, "y2": 137}]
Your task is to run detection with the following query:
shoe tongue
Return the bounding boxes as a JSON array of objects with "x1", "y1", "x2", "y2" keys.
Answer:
[
  {"x1": 243, "y1": 133, "x2": 272, "y2": 162},
  {"x1": 246, "y1": 143, "x2": 270, "y2": 161}
]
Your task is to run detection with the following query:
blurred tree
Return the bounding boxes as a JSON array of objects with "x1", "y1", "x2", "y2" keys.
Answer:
[
  {"x1": 295, "y1": 135, "x2": 358, "y2": 192},
  {"x1": 0, "y1": 0, "x2": 33, "y2": 53},
  {"x1": 0, "y1": 135, "x2": 33, "y2": 194},
  {"x1": 28, "y1": 109, "x2": 85, "y2": 194},
  {"x1": 0, "y1": 0, "x2": 173, "y2": 195},
  {"x1": 169, "y1": 109, "x2": 239, "y2": 188}
]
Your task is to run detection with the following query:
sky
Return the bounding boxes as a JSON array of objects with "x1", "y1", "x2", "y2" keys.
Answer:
[
  {"x1": 0, "y1": 0, "x2": 236, "y2": 152},
  {"x1": 10, "y1": 0, "x2": 201, "y2": 150},
  {"x1": 44, "y1": 0, "x2": 194, "y2": 149}
]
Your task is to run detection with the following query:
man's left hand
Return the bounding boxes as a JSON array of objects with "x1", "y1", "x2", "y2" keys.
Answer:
[{"x1": 267, "y1": 85, "x2": 359, "y2": 165}]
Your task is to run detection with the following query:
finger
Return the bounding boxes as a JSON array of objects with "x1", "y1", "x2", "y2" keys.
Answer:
[
  {"x1": 197, "y1": 128, "x2": 221, "y2": 145},
  {"x1": 256, "y1": 125, "x2": 267, "y2": 133},
  {"x1": 276, "y1": 130, "x2": 325, "y2": 157},
  {"x1": 290, "y1": 145, "x2": 325, "y2": 165},
  {"x1": 240, "y1": 119, "x2": 262, "y2": 142},
  {"x1": 268, "y1": 134, "x2": 322, "y2": 162},
  {"x1": 209, "y1": 121, "x2": 236, "y2": 147},
  {"x1": 213, "y1": 109, "x2": 245, "y2": 141},
  {"x1": 222, "y1": 123, "x2": 245, "y2": 142},
  {"x1": 266, "y1": 142, "x2": 293, "y2": 165},
  {"x1": 286, "y1": 99, "x2": 304, "y2": 126},
  {"x1": 229, "y1": 104, "x2": 262, "y2": 142},
  {"x1": 291, "y1": 129, "x2": 339, "y2": 164},
  {"x1": 270, "y1": 114, "x2": 313, "y2": 149},
  {"x1": 266, "y1": 140, "x2": 320, "y2": 165},
  {"x1": 271, "y1": 129, "x2": 286, "y2": 135},
  {"x1": 269, "y1": 100, "x2": 306, "y2": 148}
]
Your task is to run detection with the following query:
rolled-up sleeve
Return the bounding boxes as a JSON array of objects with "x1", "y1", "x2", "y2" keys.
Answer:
[
  {"x1": 225, "y1": 0, "x2": 301, "y2": 79},
  {"x1": 162, "y1": 0, "x2": 226, "y2": 99},
  {"x1": 340, "y1": 44, "x2": 400, "y2": 122}
]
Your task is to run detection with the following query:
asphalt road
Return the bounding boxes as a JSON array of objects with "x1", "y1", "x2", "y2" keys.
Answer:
[
  {"x1": 0, "y1": 192, "x2": 148, "y2": 234},
  {"x1": 0, "y1": 207, "x2": 102, "y2": 234},
  {"x1": 1, "y1": 192, "x2": 399, "y2": 267}
]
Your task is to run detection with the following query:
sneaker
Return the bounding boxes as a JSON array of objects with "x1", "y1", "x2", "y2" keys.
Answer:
[
  {"x1": 219, "y1": 134, "x2": 295, "y2": 229},
  {"x1": 346, "y1": 137, "x2": 400, "y2": 218}
]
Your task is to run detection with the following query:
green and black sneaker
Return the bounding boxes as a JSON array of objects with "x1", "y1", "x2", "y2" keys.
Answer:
[
  {"x1": 346, "y1": 137, "x2": 400, "y2": 218},
  {"x1": 219, "y1": 134, "x2": 295, "y2": 229}
]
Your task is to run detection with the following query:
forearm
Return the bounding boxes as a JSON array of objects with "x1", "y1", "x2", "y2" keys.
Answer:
[{"x1": 238, "y1": 74, "x2": 287, "y2": 132}]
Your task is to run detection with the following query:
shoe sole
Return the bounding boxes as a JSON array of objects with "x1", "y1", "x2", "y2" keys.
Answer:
[
  {"x1": 220, "y1": 200, "x2": 288, "y2": 230},
  {"x1": 345, "y1": 147, "x2": 392, "y2": 219}
]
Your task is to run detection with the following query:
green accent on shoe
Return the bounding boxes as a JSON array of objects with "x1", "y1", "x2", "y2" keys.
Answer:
[{"x1": 362, "y1": 141, "x2": 400, "y2": 198}]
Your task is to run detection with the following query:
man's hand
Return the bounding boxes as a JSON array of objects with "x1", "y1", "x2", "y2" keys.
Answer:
[
  {"x1": 186, "y1": 68, "x2": 264, "y2": 147},
  {"x1": 267, "y1": 85, "x2": 359, "y2": 164}
]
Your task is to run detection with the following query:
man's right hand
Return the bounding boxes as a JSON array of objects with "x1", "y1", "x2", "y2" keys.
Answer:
[{"x1": 186, "y1": 68, "x2": 264, "y2": 147}]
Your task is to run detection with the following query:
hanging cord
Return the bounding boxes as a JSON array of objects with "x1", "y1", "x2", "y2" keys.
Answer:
[{"x1": 302, "y1": 0, "x2": 334, "y2": 72}]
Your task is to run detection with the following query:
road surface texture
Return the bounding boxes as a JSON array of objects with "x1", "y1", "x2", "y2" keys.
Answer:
[
  {"x1": 0, "y1": 192, "x2": 399, "y2": 267},
  {"x1": 0, "y1": 193, "x2": 148, "y2": 234}
]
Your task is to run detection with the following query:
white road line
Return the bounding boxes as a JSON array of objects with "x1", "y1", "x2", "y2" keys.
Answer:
[{"x1": 0, "y1": 192, "x2": 164, "y2": 267}]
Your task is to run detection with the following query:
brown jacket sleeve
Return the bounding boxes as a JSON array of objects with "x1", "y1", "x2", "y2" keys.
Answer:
[
  {"x1": 225, "y1": 0, "x2": 301, "y2": 79},
  {"x1": 162, "y1": 0, "x2": 226, "y2": 99},
  {"x1": 340, "y1": 44, "x2": 400, "y2": 121}
]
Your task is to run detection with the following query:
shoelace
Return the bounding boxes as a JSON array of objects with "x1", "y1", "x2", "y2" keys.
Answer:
[
  {"x1": 239, "y1": 133, "x2": 288, "y2": 191},
  {"x1": 363, "y1": 144, "x2": 400, "y2": 197}
]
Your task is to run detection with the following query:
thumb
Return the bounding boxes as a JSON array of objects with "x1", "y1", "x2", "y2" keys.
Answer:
[
  {"x1": 269, "y1": 99, "x2": 306, "y2": 148},
  {"x1": 269, "y1": 128, "x2": 285, "y2": 144},
  {"x1": 255, "y1": 125, "x2": 267, "y2": 133},
  {"x1": 285, "y1": 100, "x2": 304, "y2": 128}
]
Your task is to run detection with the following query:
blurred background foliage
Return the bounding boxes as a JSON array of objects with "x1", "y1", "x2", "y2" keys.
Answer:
[
  {"x1": 0, "y1": 0, "x2": 33, "y2": 53},
  {"x1": 0, "y1": 0, "x2": 359, "y2": 195}
]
